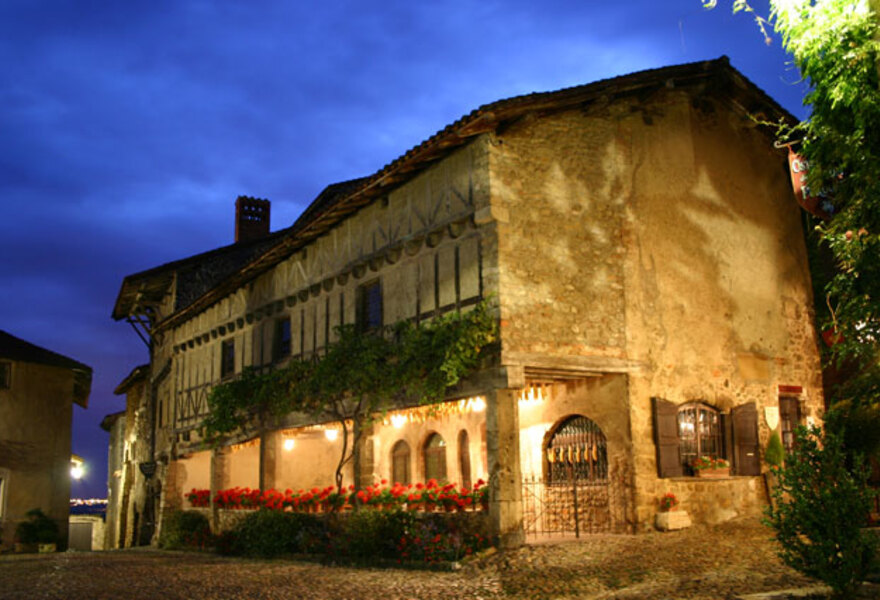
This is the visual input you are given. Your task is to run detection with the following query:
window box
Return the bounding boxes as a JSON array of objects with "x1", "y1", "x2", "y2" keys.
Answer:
[{"x1": 694, "y1": 467, "x2": 730, "y2": 479}]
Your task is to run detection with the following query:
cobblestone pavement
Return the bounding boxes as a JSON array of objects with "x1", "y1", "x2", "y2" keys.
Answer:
[{"x1": 0, "y1": 517, "x2": 825, "y2": 600}]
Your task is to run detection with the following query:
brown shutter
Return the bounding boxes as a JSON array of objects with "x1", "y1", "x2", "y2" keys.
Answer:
[
  {"x1": 652, "y1": 397, "x2": 683, "y2": 478},
  {"x1": 732, "y1": 402, "x2": 761, "y2": 476}
]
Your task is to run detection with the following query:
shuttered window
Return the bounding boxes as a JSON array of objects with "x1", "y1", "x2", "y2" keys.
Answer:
[
  {"x1": 678, "y1": 402, "x2": 722, "y2": 471},
  {"x1": 653, "y1": 398, "x2": 760, "y2": 477}
]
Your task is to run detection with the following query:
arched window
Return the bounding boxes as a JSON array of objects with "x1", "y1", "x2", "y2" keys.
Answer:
[
  {"x1": 423, "y1": 433, "x2": 447, "y2": 482},
  {"x1": 458, "y1": 430, "x2": 472, "y2": 489},
  {"x1": 391, "y1": 440, "x2": 411, "y2": 485},
  {"x1": 677, "y1": 402, "x2": 721, "y2": 471},
  {"x1": 545, "y1": 415, "x2": 608, "y2": 484}
]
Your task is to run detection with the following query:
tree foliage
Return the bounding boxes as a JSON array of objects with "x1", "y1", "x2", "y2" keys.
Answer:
[
  {"x1": 764, "y1": 425, "x2": 877, "y2": 598},
  {"x1": 201, "y1": 300, "x2": 498, "y2": 492}
]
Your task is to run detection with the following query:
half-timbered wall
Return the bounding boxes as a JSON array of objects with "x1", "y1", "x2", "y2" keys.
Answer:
[{"x1": 165, "y1": 139, "x2": 491, "y2": 438}]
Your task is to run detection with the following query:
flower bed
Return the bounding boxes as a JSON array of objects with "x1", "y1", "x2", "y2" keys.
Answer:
[{"x1": 186, "y1": 478, "x2": 488, "y2": 513}]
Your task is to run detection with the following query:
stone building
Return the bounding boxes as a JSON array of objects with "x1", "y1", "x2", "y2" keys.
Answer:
[
  {"x1": 110, "y1": 57, "x2": 823, "y2": 545},
  {"x1": 0, "y1": 330, "x2": 91, "y2": 550}
]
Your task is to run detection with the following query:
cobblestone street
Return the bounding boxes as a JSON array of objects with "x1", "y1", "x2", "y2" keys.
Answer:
[{"x1": 0, "y1": 517, "x2": 834, "y2": 599}]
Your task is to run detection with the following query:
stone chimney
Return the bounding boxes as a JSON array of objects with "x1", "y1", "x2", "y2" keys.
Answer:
[{"x1": 235, "y1": 196, "x2": 270, "y2": 243}]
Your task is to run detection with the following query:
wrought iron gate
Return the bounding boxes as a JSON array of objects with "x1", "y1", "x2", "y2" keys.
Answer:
[{"x1": 521, "y1": 415, "x2": 625, "y2": 538}]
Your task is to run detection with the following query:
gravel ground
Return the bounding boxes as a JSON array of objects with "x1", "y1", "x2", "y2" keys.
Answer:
[{"x1": 0, "y1": 517, "x2": 831, "y2": 600}]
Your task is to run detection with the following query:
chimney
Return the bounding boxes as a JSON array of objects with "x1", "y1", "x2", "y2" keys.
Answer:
[{"x1": 235, "y1": 196, "x2": 271, "y2": 243}]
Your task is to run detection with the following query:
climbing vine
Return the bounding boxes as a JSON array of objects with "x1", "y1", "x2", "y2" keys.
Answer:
[{"x1": 201, "y1": 299, "x2": 498, "y2": 493}]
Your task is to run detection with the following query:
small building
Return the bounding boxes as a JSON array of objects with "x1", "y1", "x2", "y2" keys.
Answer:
[
  {"x1": 0, "y1": 330, "x2": 91, "y2": 550},
  {"x1": 110, "y1": 57, "x2": 824, "y2": 545}
]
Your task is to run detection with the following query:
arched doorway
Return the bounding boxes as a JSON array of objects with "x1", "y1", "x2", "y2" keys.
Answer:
[{"x1": 523, "y1": 414, "x2": 614, "y2": 537}]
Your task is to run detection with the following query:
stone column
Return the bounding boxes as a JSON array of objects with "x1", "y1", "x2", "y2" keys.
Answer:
[
  {"x1": 486, "y1": 387, "x2": 524, "y2": 548},
  {"x1": 210, "y1": 447, "x2": 228, "y2": 532},
  {"x1": 260, "y1": 430, "x2": 277, "y2": 491}
]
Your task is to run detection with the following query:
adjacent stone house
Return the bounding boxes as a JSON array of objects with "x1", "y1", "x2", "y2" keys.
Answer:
[
  {"x1": 0, "y1": 330, "x2": 91, "y2": 550},
  {"x1": 110, "y1": 57, "x2": 823, "y2": 545}
]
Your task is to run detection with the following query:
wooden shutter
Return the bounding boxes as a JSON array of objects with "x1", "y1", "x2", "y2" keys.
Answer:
[
  {"x1": 652, "y1": 397, "x2": 683, "y2": 478},
  {"x1": 732, "y1": 402, "x2": 761, "y2": 476}
]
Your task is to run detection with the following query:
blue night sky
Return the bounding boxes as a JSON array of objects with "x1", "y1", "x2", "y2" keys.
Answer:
[{"x1": 0, "y1": 1, "x2": 808, "y2": 498}]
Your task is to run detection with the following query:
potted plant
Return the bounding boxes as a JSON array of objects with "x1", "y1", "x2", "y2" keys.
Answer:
[
  {"x1": 691, "y1": 456, "x2": 730, "y2": 478},
  {"x1": 14, "y1": 508, "x2": 59, "y2": 553},
  {"x1": 658, "y1": 492, "x2": 679, "y2": 512},
  {"x1": 655, "y1": 492, "x2": 691, "y2": 531}
]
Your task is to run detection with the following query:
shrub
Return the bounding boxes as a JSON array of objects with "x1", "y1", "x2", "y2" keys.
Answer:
[
  {"x1": 764, "y1": 425, "x2": 877, "y2": 598},
  {"x1": 395, "y1": 512, "x2": 491, "y2": 563},
  {"x1": 15, "y1": 508, "x2": 59, "y2": 545},
  {"x1": 159, "y1": 510, "x2": 212, "y2": 550},
  {"x1": 228, "y1": 509, "x2": 323, "y2": 558},
  {"x1": 335, "y1": 509, "x2": 416, "y2": 561},
  {"x1": 764, "y1": 430, "x2": 785, "y2": 468}
]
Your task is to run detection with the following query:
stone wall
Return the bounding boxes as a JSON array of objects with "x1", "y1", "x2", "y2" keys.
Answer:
[{"x1": 487, "y1": 90, "x2": 823, "y2": 529}]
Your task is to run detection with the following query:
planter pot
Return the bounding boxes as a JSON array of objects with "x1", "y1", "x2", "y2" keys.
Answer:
[
  {"x1": 38, "y1": 543, "x2": 56, "y2": 554},
  {"x1": 695, "y1": 467, "x2": 730, "y2": 479},
  {"x1": 655, "y1": 510, "x2": 692, "y2": 532},
  {"x1": 14, "y1": 543, "x2": 37, "y2": 554}
]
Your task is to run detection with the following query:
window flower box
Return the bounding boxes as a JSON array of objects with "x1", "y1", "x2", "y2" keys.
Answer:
[
  {"x1": 691, "y1": 456, "x2": 730, "y2": 478},
  {"x1": 694, "y1": 467, "x2": 730, "y2": 478}
]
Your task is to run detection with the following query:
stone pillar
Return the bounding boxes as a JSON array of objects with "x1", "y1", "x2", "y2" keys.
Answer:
[
  {"x1": 486, "y1": 387, "x2": 524, "y2": 548},
  {"x1": 260, "y1": 430, "x2": 277, "y2": 491},
  {"x1": 210, "y1": 447, "x2": 228, "y2": 532}
]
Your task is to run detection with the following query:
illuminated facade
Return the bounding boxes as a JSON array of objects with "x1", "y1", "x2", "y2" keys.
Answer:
[{"x1": 109, "y1": 58, "x2": 824, "y2": 545}]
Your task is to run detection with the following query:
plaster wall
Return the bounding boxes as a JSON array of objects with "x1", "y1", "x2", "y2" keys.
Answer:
[
  {"x1": 0, "y1": 361, "x2": 75, "y2": 549},
  {"x1": 162, "y1": 140, "x2": 492, "y2": 453}
]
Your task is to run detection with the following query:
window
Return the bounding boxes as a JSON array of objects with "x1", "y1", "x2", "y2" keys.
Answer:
[
  {"x1": 458, "y1": 430, "x2": 472, "y2": 489},
  {"x1": 545, "y1": 415, "x2": 608, "y2": 484},
  {"x1": 220, "y1": 339, "x2": 235, "y2": 378},
  {"x1": 391, "y1": 440, "x2": 411, "y2": 485},
  {"x1": 779, "y1": 397, "x2": 801, "y2": 452},
  {"x1": 423, "y1": 433, "x2": 447, "y2": 482},
  {"x1": 652, "y1": 398, "x2": 760, "y2": 477},
  {"x1": 0, "y1": 361, "x2": 10, "y2": 389},
  {"x1": 356, "y1": 279, "x2": 383, "y2": 331},
  {"x1": 273, "y1": 318, "x2": 292, "y2": 361},
  {"x1": 677, "y1": 402, "x2": 722, "y2": 471}
]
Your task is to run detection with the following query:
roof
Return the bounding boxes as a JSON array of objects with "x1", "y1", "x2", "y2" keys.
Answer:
[
  {"x1": 118, "y1": 57, "x2": 796, "y2": 333},
  {"x1": 0, "y1": 330, "x2": 92, "y2": 373},
  {"x1": 0, "y1": 330, "x2": 92, "y2": 407},
  {"x1": 112, "y1": 224, "x2": 291, "y2": 321},
  {"x1": 113, "y1": 364, "x2": 150, "y2": 395},
  {"x1": 100, "y1": 411, "x2": 125, "y2": 431}
]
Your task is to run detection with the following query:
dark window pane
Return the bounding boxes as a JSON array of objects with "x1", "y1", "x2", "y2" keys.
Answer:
[
  {"x1": 392, "y1": 440, "x2": 411, "y2": 485},
  {"x1": 221, "y1": 340, "x2": 235, "y2": 378},
  {"x1": 357, "y1": 280, "x2": 382, "y2": 331},
  {"x1": 424, "y1": 433, "x2": 447, "y2": 482},
  {"x1": 677, "y1": 402, "x2": 721, "y2": 474},
  {"x1": 0, "y1": 361, "x2": 9, "y2": 389},
  {"x1": 274, "y1": 318, "x2": 291, "y2": 361}
]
